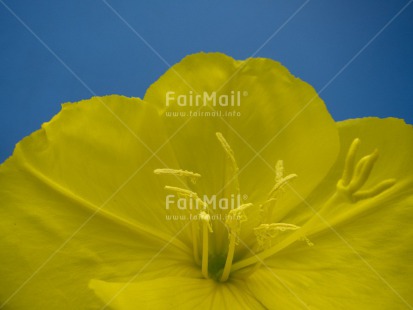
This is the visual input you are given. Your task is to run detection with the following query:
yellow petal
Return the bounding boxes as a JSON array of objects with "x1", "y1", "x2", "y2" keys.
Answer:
[
  {"x1": 248, "y1": 263, "x2": 411, "y2": 309},
  {"x1": 0, "y1": 96, "x2": 193, "y2": 308},
  {"x1": 337, "y1": 117, "x2": 413, "y2": 184},
  {"x1": 299, "y1": 117, "x2": 413, "y2": 235},
  {"x1": 11, "y1": 95, "x2": 190, "y2": 238},
  {"x1": 255, "y1": 118, "x2": 413, "y2": 308},
  {"x1": 144, "y1": 53, "x2": 340, "y2": 228},
  {"x1": 90, "y1": 277, "x2": 264, "y2": 309}
]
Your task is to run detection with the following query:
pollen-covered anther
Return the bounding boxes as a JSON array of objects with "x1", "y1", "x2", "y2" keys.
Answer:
[
  {"x1": 275, "y1": 160, "x2": 284, "y2": 182},
  {"x1": 216, "y1": 132, "x2": 240, "y2": 195},
  {"x1": 154, "y1": 168, "x2": 201, "y2": 184},
  {"x1": 268, "y1": 174, "x2": 298, "y2": 198},
  {"x1": 225, "y1": 203, "x2": 252, "y2": 243},
  {"x1": 254, "y1": 223, "x2": 300, "y2": 249},
  {"x1": 270, "y1": 160, "x2": 298, "y2": 198},
  {"x1": 336, "y1": 138, "x2": 396, "y2": 202},
  {"x1": 260, "y1": 160, "x2": 297, "y2": 222},
  {"x1": 164, "y1": 185, "x2": 208, "y2": 209}
]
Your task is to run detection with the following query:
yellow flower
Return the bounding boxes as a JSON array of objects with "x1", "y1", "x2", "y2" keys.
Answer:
[{"x1": 1, "y1": 53, "x2": 412, "y2": 309}]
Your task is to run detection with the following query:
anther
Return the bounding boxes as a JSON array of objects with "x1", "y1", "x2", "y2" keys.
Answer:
[
  {"x1": 164, "y1": 186, "x2": 208, "y2": 209},
  {"x1": 225, "y1": 203, "x2": 252, "y2": 243},
  {"x1": 275, "y1": 160, "x2": 284, "y2": 182},
  {"x1": 268, "y1": 174, "x2": 298, "y2": 198},
  {"x1": 216, "y1": 132, "x2": 240, "y2": 195},
  {"x1": 254, "y1": 223, "x2": 301, "y2": 249},
  {"x1": 260, "y1": 160, "x2": 297, "y2": 222},
  {"x1": 154, "y1": 168, "x2": 201, "y2": 183}
]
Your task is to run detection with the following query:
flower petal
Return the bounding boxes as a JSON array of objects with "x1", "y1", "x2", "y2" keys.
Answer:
[
  {"x1": 254, "y1": 118, "x2": 413, "y2": 308},
  {"x1": 0, "y1": 96, "x2": 194, "y2": 308},
  {"x1": 144, "y1": 53, "x2": 340, "y2": 231},
  {"x1": 298, "y1": 117, "x2": 413, "y2": 236},
  {"x1": 248, "y1": 263, "x2": 412, "y2": 309},
  {"x1": 337, "y1": 117, "x2": 413, "y2": 186},
  {"x1": 90, "y1": 277, "x2": 264, "y2": 309}
]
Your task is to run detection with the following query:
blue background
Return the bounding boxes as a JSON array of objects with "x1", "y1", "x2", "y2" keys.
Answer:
[{"x1": 1, "y1": 0, "x2": 412, "y2": 163}]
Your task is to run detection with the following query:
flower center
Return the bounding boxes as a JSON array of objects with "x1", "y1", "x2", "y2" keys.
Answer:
[
  {"x1": 154, "y1": 135, "x2": 395, "y2": 282},
  {"x1": 154, "y1": 133, "x2": 302, "y2": 282}
]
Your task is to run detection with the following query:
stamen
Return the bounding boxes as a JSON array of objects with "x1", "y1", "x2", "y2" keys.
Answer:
[
  {"x1": 154, "y1": 168, "x2": 201, "y2": 184},
  {"x1": 220, "y1": 203, "x2": 253, "y2": 282},
  {"x1": 164, "y1": 186, "x2": 207, "y2": 209},
  {"x1": 254, "y1": 223, "x2": 300, "y2": 249},
  {"x1": 191, "y1": 221, "x2": 201, "y2": 266},
  {"x1": 230, "y1": 226, "x2": 312, "y2": 274},
  {"x1": 154, "y1": 145, "x2": 315, "y2": 282},
  {"x1": 268, "y1": 174, "x2": 298, "y2": 198},
  {"x1": 164, "y1": 185, "x2": 207, "y2": 265},
  {"x1": 216, "y1": 132, "x2": 240, "y2": 195},
  {"x1": 199, "y1": 211, "x2": 213, "y2": 279},
  {"x1": 260, "y1": 160, "x2": 297, "y2": 222},
  {"x1": 259, "y1": 198, "x2": 276, "y2": 222},
  {"x1": 237, "y1": 221, "x2": 310, "y2": 280},
  {"x1": 225, "y1": 203, "x2": 252, "y2": 243},
  {"x1": 300, "y1": 235, "x2": 314, "y2": 247},
  {"x1": 275, "y1": 160, "x2": 284, "y2": 182}
]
